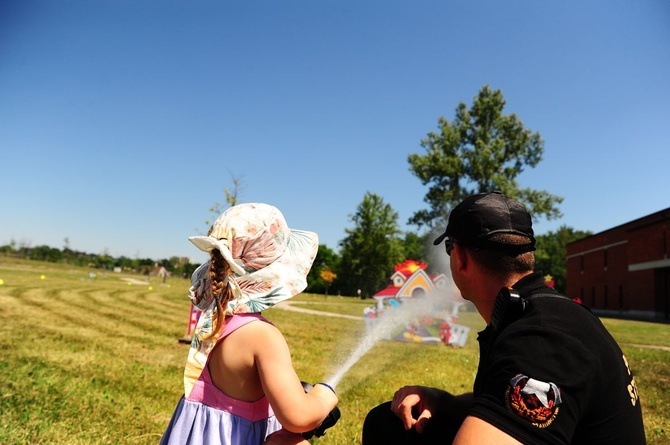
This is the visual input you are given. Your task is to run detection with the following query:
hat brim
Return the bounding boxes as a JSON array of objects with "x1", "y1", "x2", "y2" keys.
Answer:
[
  {"x1": 232, "y1": 228, "x2": 319, "y2": 312},
  {"x1": 188, "y1": 235, "x2": 219, "y2": 252},
  {"x1": 433, "y1": 231, "x2": 449, "y2": 246}
]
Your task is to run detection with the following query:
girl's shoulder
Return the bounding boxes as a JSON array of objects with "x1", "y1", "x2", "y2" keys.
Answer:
[{"x1": 224, "y1": 313, "x2": 284, "y2": 345}]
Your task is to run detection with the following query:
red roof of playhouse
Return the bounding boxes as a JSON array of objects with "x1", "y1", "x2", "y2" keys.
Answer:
[
  {"x1": 373, "y1": 259, "x2": 451, "y2": 300},
  {"x1": 374, "y1": 284, "x2": 400, "y2": 297}
]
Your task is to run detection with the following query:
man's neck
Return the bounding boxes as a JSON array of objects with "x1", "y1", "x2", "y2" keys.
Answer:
[{"x1": 475, "y1": 271, "x2": 534, "y2": 325}]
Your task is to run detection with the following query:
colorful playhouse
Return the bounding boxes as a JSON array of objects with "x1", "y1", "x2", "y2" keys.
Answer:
[{"x1": 367, "y1": 260, "x2": 471, "y2": 347}]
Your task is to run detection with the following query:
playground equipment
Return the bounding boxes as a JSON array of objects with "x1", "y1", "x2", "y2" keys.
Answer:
[{"x1": 447, "y1": 323, "x2": 471, "y2": 347}]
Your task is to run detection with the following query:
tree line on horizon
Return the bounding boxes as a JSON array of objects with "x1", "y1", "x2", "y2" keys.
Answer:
[
  {"x1": 0, "y1": 219, "x2": 589, "y2": 298},
  {"x1": 0, "y1": 241, "x2": 199, "y2": 280}
]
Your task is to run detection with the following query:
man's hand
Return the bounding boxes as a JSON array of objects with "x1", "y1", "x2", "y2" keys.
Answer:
[
  {"x1": 263, "y1": 429, "x2": 309, "y2": 445},
  {"x1": 390, "y1": 385, "x2": 439, "y2": 433}
]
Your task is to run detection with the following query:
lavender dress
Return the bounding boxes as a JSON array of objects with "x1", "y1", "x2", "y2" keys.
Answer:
[{"x1": 161, "y1": 314, "x2": 282, "y2": 445}]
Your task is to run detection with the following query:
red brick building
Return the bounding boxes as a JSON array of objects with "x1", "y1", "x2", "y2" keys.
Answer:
[{"x1": 566, "y1": 207, "x2": 670, "y2": 321}]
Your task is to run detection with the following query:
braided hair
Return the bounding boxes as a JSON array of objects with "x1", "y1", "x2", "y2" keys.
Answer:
[{"x1": 201, "y1": 249, "x2": 235, "y2": 340}]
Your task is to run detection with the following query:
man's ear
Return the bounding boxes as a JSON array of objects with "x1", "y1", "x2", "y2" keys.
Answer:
[{"x1": 452, "y1": 243, "x2": 468, "y2": 272}]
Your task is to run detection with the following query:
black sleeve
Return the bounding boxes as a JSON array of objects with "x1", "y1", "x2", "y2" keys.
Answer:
[{"x1": 470, "y1": 323, "x2": 597, "y2": 445}]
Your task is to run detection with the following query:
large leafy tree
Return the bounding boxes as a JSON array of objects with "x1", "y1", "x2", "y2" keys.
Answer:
[
  {"x1": 338, "y1": 192, "x2": 404, "y2": 298},
  {"x1": 535, "y1": 225, "x2": 592, "y2": 293},
  {"x1": 408, "y1": 85, "x2": 563, "y2": 231}
]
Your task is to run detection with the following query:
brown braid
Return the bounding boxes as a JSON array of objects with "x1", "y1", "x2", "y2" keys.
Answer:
[{"x1": 201, "y1": 249, "x2": 235, "y2": 340}]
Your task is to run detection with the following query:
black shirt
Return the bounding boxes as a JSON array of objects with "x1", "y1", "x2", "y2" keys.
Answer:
[{"x1": 469, "y1": 272, "x2": 646, "y2": 444}]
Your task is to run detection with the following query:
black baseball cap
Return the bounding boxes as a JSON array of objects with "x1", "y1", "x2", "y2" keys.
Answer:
[{"x1": 433, "y1": 191, "x2": 536, "y2": 255}]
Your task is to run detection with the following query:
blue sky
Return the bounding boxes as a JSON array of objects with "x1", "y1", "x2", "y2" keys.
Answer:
[{"x1": 1, "y1": 1, "x2": 669, "y2": 262}]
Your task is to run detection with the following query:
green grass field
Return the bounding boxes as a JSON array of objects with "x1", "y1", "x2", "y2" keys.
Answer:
[{"x1": 1, "y1": 258, "x2": 668, "y2": 444}]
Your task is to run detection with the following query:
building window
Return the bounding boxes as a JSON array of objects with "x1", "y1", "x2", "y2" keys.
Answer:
[{"x1": 591, "y1": 287, "x2": 596, "y2": 307}]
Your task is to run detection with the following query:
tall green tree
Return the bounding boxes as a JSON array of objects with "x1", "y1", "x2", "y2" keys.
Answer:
[
  {"x1": 408, "y1": 85, "x2": 563, "y2": 231},
  {"x1": 338, "y1": 192, "x2": 404, "y2": 298},
  {"x1": 535, "y1": 225, "x2": 592, "y2": 293}
]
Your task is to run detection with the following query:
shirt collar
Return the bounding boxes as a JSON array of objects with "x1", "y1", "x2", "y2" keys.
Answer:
[{"x1": 511, "y1": 270, "x2": 557, "y2": 296}]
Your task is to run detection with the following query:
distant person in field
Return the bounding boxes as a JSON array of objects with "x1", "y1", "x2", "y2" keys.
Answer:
[
  {"x1": 161, "y1": 203, "x2": 337, "y2": 445},
  {"x1": 362, "y1": 192, "x2": 646, "y2": 444}
]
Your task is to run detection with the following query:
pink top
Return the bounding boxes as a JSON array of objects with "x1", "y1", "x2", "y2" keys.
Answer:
[{"x1": 185, "y1": 313, "x2": 276, "y2": 422}]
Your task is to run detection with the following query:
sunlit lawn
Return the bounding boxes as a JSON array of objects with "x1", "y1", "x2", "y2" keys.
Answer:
[{"x1": 0, "y1": 257, "x2": 667, "y2": 444}]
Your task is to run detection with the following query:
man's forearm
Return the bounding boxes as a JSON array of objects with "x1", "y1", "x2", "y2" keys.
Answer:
[{"x1": 433, "y1": 390, "x2": 474, "y2": 424}]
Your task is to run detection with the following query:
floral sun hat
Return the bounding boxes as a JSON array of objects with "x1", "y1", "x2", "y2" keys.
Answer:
[{"x1": 183, "y1": 203, "x2": 319, "y2": 396}]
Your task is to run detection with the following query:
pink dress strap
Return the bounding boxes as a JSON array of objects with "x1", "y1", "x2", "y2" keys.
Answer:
[
  {"x1": 220, "y1": 312, "x2": 270, "y2": 338},
  {"x1": 185, "y1": 313, "x2": 276, "y2": 421}
]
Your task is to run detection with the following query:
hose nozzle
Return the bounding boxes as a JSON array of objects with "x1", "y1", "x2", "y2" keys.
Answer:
[{"x1": 300, "y1": 382, "x2": 341, "y2": 439}]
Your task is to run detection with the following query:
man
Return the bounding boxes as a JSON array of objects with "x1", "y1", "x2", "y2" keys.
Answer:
[{"x1": 362, "y1": 192, "x2": 645, "y2": 444}]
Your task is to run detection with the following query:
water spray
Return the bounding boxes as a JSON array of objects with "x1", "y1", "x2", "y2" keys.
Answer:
[
  {"x1": 295, "y1": 301, "x2": 432, "y2": 440},
  {"x1": 302, "y1": 266, "x2": 460, "y2": 438},
  {"x1": 324, "y1": 295, "x2": 438, "y2": 389}
]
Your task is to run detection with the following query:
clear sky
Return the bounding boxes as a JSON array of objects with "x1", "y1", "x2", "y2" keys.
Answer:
[{"x1": 1, "y1": 1, "x2": 669, "y2": 263}]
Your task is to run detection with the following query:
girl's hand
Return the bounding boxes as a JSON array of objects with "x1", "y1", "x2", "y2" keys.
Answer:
[{"x1": 263, "y1": 429, "x2": 309, "y2": 445}]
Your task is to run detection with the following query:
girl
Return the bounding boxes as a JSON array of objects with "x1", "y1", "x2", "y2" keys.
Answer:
[{"x1": 161, "y1": 203, "x2": 338, "y2": 445}]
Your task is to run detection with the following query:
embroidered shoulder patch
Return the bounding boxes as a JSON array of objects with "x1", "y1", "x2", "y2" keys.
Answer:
[{"x1": 505, "y1": 373, "x2": 562, "y2": 428}]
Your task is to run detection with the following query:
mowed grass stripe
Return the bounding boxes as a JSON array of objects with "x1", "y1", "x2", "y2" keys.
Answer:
[
  {"x1": 6, "y1": 282, "x2": 188, "y2": 344},
  {"x1": 2, "y1": 283, "x2": 188, "y2": 375},
  {"x1": 2, "y1": 290, "x2": 186, "y2": 373}
]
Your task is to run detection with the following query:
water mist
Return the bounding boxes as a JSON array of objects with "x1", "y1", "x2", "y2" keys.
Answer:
[
  {"x1": 323, "y1": 250, "x2": 460, "y2": 390},
  {"x1": 324, "y1": 294, "x2": 437, "y2": 389}
]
